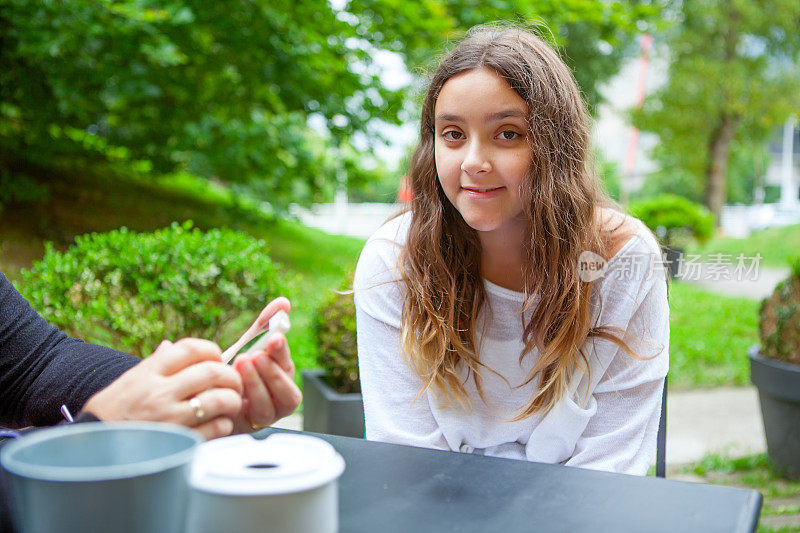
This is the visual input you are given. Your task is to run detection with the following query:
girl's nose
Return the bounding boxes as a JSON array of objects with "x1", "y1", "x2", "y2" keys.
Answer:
[{"x1": 460, "y1": 142, "x2": 492, "y2": 175}]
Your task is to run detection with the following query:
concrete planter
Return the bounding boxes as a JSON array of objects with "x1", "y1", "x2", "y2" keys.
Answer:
[
  {"x1": 302, "y1": 370, "x2": 364, "y2": 439},
  {"x1": 749, "y1": 346, "x2": 800, "y2": 479}
]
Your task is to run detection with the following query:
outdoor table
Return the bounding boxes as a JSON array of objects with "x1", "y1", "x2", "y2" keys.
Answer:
[{"x1": 258, "y1": 428, "x2": 762, "y2": 533}]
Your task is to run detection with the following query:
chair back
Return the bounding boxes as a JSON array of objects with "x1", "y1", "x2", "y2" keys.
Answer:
[{"x1": 655, "y1": 376, "x2": 667, "y2": 478}]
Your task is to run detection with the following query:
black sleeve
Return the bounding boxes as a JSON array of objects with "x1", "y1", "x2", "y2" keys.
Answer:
[{"x1": 0, "y1": 272, "x2": 139, "y2": 428}]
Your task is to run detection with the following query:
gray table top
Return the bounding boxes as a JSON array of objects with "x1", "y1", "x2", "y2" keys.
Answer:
[{"x1": 258, "y1": 428, "x2": 762, "y2": 533}]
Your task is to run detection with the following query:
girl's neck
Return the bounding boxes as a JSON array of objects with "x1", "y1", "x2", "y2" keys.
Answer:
[{"x1": 478, "y1": 220, "x2": 527, "y2": 293}]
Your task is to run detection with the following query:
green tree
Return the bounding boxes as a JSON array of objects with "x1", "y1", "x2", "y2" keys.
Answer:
[
  {"x1": 0, "y1": 0, "x2": 405, "y2": 204},
  {"x1": 633, "y1": 0, "x2": 800, "y2": 221},
  {"x1": 348, "y1": 0, "x2": 659, "y2": 112},
  {"x1": 1, "y1": 0, "x2": 659, "y2": 209}
]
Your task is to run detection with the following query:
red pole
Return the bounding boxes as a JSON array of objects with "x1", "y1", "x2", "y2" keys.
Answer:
[{"x1": 397, "y1": 176, "x2": 412, "y2": 203}]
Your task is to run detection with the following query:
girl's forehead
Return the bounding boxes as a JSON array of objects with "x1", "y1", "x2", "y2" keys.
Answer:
[{"x1": 434, "y1": 68, "x2": 528, "y2": 120}]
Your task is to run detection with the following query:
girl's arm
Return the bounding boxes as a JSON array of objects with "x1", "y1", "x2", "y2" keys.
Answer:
[
  {"x1": 564, "y1": 377, "x2": 665, "y2": 475},
  {"x1": 354, "y1": 234, "x2": 449, "y2": 450},
  {"x1": 564, "y1": 236, "x2": 670, "y2": 475}
]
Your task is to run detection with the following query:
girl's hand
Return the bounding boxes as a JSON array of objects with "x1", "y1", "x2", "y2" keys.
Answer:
[
  {"x1": 231, "y1": 297, "x2": 302, "y2": 433},
  {"x1": 83, "y1": 338, "x2": 244, "y2": 440}
]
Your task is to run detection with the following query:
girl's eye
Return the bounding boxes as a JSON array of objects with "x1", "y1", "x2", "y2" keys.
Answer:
[
  {"x1": 442, "y1": 130, "x2": 464, "y2": 141},
  {"x1": 497, "y1": 130, "x2": 521, "y2": 140}
]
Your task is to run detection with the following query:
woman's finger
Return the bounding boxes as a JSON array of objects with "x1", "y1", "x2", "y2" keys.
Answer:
[
  {"x1": 253, "y1": 355, "x2": 302, "y2": 420},
  {"x1": 152, "y1": 338, "x2": 224, "y2": 376},
  {"x1": 259, "y1": 332, "x2": 294, "y2": 375},
  {"x1": 171, "y1": 361, "x2": 244, "y2": 399},
  {"x1": 236, "y1": 357, "x2": 276, "y2": 429},
  {"x1": 182, "y1": 388, "x2": 242, "y2": 428},
  {"x1": 193, "y1": 416, "x2": 236, "y2": 441}
]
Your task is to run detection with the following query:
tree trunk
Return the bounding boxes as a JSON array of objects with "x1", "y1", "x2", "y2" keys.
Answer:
[
  {"x1": 705, "y1": 3, "x2": 741, "y2": 225},
  {"x1": 705, "y1": 114, "x2": 740, "y2": 223}
]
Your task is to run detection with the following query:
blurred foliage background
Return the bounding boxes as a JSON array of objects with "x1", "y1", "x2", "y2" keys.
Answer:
[
  {"x1": 0, "y1": 0, "x2": 658, "y2": 213},
  {"x1": 2, "y1": 1, "x2": 799, "y2": 220}
]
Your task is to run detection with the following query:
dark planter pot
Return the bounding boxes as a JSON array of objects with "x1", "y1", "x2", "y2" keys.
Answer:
[
  {"x1": 661, "y1": 246, "x2": 683, "y2": 280},
  {"x1": 302, "y1": 370, "x2": 364, "y2": 439},
  {"x1": 749, "y1": 346, "x2": 800, "y2": 479}
]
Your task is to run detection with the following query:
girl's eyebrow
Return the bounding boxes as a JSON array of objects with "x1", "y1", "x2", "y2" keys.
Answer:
[
  {"x1": 434, "y1": 109, "x2": 528, "y2": 123},
  {"x1": 486, "y1": 110, "x2": 528, "y2": 121},
  {"x1": 435, "y1": 112, "x2": 464, "y2": 123}
]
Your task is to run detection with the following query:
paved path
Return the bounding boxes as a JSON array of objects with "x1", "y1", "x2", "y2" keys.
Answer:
[
  {"x1": 679, "y1": 264, "x2": 789, "y2": 300},
  {"x1": 271, "y1": 413, "x2": 303, "y2": 432},
  {"x1": 666, "y1": 386, "x2": 765, "y2": 465},
  {"x1": 272, "y1": 385, "x2": 766, "y2": 468},
  {"x1": 290, "y1": 202, "x2": 400, "y2": 239}
]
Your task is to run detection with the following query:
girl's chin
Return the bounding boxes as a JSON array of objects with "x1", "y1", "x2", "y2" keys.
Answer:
[
  {"x1": 459, "y1": 215, "x2": 502, "y2": 233},
  {"x1": 457, "y1": 210, "x2": 526, "y2": 235}
]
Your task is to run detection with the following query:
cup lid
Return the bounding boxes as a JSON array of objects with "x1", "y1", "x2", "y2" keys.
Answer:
[{"x1": 189, "y1": 433, "x2": 345, "y2": 496}]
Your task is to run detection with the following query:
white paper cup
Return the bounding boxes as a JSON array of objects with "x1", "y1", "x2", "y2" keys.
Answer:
[{"x1": 186, "y1": 433, "x2": 346, "y2": 533}]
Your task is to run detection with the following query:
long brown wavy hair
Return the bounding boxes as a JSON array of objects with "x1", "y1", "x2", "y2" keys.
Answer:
[{"x1": 397, "y1": 24, "x2": 640, "y2": 420}]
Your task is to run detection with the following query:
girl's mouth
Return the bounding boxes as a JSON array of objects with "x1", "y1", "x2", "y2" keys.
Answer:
[{"x1": 462, "y1": 186, "x2": 505, "y2": 198}]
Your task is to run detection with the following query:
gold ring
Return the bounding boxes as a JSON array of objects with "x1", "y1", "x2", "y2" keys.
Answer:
[
  {"x1": 247, "y1": 413, "x2": 269, "y2": 431},
  {"x1": 189, "y1": 397, "x2": 205, "y2": 422}
]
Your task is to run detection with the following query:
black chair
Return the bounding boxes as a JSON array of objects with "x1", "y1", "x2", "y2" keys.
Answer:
[{"x1": 655, "y1": 376, "x2": 668, "y2": 478}]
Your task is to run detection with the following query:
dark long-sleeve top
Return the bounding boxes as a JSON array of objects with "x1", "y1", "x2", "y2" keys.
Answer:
[{"x1": 0, "y1": 272, "x2": 139, "y2": 428}]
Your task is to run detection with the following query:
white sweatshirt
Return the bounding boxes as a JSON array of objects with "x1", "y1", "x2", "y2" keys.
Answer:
[{"x1": 354, "y1": 212, "x2": 669, "y2": 475}]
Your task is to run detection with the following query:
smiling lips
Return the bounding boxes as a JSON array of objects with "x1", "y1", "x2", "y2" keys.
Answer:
[
  {"x1": 463, "y1": 186, "x2": 503, "y2": 192},
  {"x1": 461, "y1": 186, "x2": 505, "y2": 198}
]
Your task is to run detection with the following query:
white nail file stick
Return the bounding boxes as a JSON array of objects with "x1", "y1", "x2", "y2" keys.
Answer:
[{"x1": 222, "y1": 310, "x2": 291, "y2": 364}]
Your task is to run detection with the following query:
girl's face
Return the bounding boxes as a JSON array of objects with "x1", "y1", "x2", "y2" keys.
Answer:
[{"x1": 434, "y1": 68, "x2": 531, "y2": 241}]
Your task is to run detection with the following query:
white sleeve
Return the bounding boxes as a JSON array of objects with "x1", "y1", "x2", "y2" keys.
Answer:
[
  {"x1": 354, "y1": 235, "x2": 449, "y2": 450},
  {"x1": 564, "y1": 234, "x2": 670, "y2": 475}
]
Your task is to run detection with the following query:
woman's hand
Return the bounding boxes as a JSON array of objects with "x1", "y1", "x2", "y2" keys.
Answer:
[
  {"x1": 231, "y1": 297, "x2": 302, "y2": 433},
  {"x1": 83, "y1": 338, "x2": 244, "y2": 440}
]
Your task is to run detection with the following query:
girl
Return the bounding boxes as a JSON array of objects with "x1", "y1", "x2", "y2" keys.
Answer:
[{"x1": 354, "y1": 25, "x2": 668, "y2": 475}]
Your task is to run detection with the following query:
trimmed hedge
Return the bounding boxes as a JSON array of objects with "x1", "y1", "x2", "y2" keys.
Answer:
[
  {"x1": 629, "y1": 194, "x2": 714, "y2": 248},
  {"x1": 19, "y1": 221, "x2": 285, "y2": 357},
  {"x1": 313, "y1": 275, "x2": 359, "y2": 394}
]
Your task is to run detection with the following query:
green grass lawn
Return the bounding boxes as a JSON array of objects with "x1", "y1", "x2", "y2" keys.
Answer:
[
  {"x1": 668, "y1": 281, "x2": 759, "y2": 389},
  {"x1": 690, "y1": 224, "x2": 800, "y2": 268}
]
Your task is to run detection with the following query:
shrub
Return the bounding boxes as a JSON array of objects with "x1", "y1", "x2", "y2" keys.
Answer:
[
  {"x1": 19, "y1": 221, "x2": 286, "y2": 357},
  {"x1": 759, "y1": 257, "x2": 800, "y2": 365},
  {"x1": 313, "y1": 275, "x2": 359, "y2": 394},
  {"x1": 628, "y1": 194, "x2": 714, "y2": 248}
]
